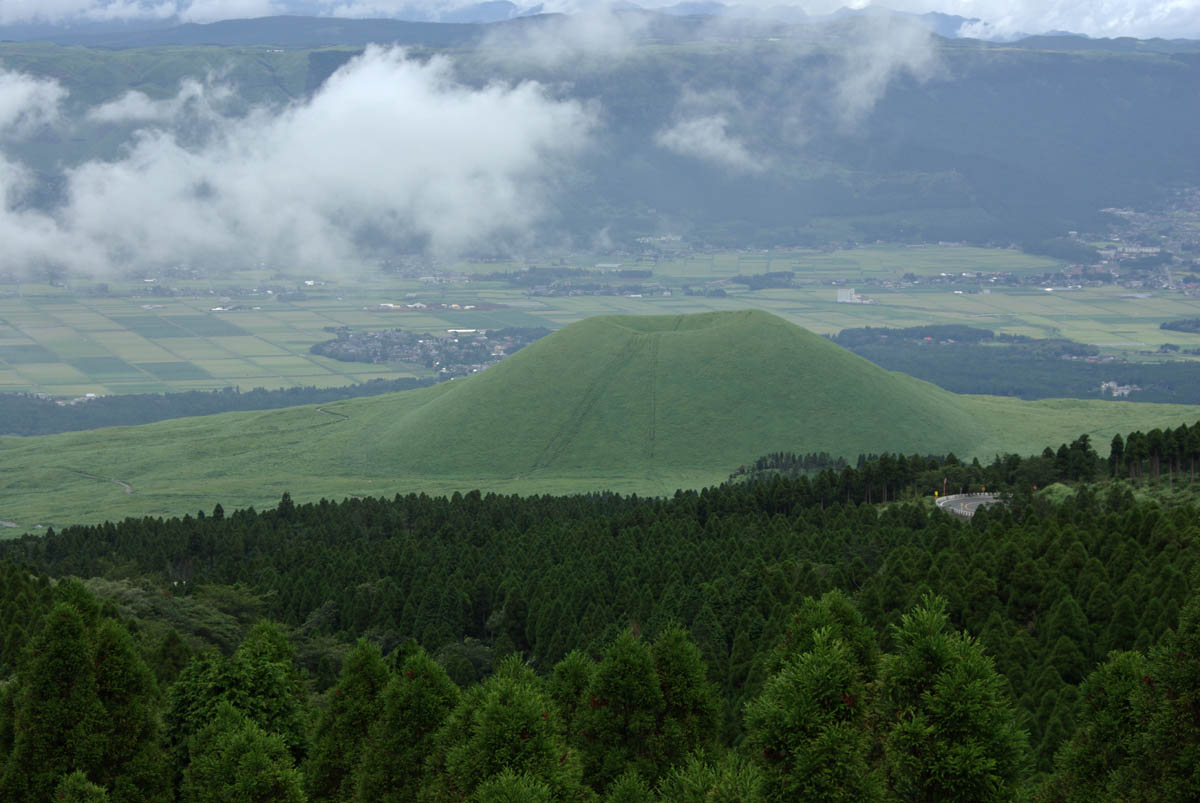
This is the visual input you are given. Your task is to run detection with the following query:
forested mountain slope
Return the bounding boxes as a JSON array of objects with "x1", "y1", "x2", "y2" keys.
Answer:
[
  {"x1": 2, "y1": 444, "x2": 1199, "y2": 799},
  {"x1": 2, "y1": 23, "x2": 1198, "y2": 246},
  {"x1": 3, "y1": 310, "x2": 1200, "y2": 528}
]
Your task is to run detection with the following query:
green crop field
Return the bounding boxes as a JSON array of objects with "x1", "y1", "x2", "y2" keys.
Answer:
[
  {"x1": 445, "y1": 245, "x2": 1062, "y2": 281},
  {"x1": 3, "y1": 309, "x2": 1200, "y2": 532},
  {"x1": 1, "y1": 244, "x2": 1198, "y2": 397}
]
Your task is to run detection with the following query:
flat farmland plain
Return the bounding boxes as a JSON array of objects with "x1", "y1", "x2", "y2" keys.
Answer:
[{"x1": 1, "y1": 244, "x2": 1197, "y2": 396}]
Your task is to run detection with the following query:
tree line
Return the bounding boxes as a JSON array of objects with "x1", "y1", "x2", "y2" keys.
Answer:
[
  {"x1": 0, "y1": 378, "x2": 434, "y2": 437},
  {"x1": 832, "y1": 324, "x2": 1200, "y2": 403},
  {"x1": 731, "y1": 425, "x2": 1200, "y2": 504},
  {"x1": 1108, "y1": 422, "x2": 1200, "y2": 483}
]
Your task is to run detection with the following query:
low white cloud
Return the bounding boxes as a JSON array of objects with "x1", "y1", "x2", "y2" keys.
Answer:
[
  {"x1": 87, "y1": 78, "x2": 235, "y2": 123},
  {"x1": 781, "y1": 0, "x2": 1200, "y2": 40},
  {"x1": 178, "y1": 0, "x2": 283, "y2": 22},
  {"x1": 316, "y1": 0, "x2": 444, "y2": 18},
  {"x1": 656, "y1": 114, "x2": 764, "y2": 174},
  {"x1": 310, "y1": 0, "x2": 1200, "y2": 39},
  {"x1": 0, "y1": 47, "x2": 593, "y2": 276},
  {"x1": 833, "y1": 16, "x2": 939, "y2": 127},
  {"x1": 0, "y1": 157, "x2": 67, "y2": 273},
  {"x1": 480, "y1": 9, "x2": 650, "y2": 68},
  {"x1": 951, "y1": 0, "x2": 1200, "y2": 40},
  {"x1": 0, "y1": 0, "x2": 278, "y2": 25},
  {"x1": 654, "y1": 89, "x2": 766, "y2": 173},
  {"x1": 949, "y1": 0, "x2": 1200, "y2": 41},
  {"x1": 0, "y1": 70, "x2": 67, "y2": 139},
  {"x1": 0, "y1": 0, "x2": 174, "y2": 24},
  {"x1": 655, "y1": 17, "x2": 938, "y2": 170}
]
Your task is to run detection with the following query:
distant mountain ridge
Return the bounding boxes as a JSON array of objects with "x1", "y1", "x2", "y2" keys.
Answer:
[
  {"x1": 5, "y1": 8, "x2": 1197, "y2": 49},
  {"x1": 1, "y1": 15, "x2": 492, "y2": 49}
]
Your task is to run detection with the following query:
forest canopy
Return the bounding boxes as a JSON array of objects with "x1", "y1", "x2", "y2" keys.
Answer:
[{"x1": 2, "y1": 422, "x2": 1200, "y2": 799}]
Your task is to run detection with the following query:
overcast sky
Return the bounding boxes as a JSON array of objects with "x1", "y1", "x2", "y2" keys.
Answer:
[{"x1": 0, "y1": 0, "x2": 1197, "y2": 40}]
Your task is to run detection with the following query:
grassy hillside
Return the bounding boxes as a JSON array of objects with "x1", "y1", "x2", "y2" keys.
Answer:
[{"x1": 3, "y1": 309, "x2": 1200, "y2": 530}]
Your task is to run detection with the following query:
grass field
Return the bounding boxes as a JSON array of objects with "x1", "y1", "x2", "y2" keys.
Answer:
[
  {"x1": 2, "y1": 244, "x2": 1199, "y2": 397},
  {"x1": 4, "y1": 309, "x2": 1200, "y2": 532}
]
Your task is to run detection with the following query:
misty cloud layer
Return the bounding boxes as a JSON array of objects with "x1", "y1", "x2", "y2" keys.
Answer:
[
  {"x1": 0, "y1": 50, "x2": 592, "y2": 275},
  {"x1": 0, "y1": 0, "x2": 281, "y2": 24},
  {"x1": 832, "y1": 16, "x2": 938, "y2": 124},
  {"x1": 657, "y1": 115, "x2": 764, "y2": 174},
  {"x1": 0, "y1": 7, "x2": 953, "y2": 276},
  {"x1": 2, "y1": 0, "x2": 1198, "y2": 39},
  {"x1": 479, "y1": 9, "x2": 649, "y2": 68},
  {"x1": 651, "y1": 16, "x2": 936, "y2": 175},
  {"x1": 0, "y1": 71, "x2": 66, "y2": 138}
]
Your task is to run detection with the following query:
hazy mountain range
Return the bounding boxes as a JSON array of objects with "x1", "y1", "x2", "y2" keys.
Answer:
[{"x1": 0, "y1": 4, "x2": 1126, "y2": 46}]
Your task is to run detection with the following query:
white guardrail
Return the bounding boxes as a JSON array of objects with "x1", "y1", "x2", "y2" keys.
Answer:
[{"x1": 935, "y1": 493, "x2": 999, "y2": 519}]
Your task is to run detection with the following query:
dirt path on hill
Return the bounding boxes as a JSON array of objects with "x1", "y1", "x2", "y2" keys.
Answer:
[
  {"x1": 316, "y1": 407, "x2": 349, "y2": 420},
  {"x1": 70, "y1": 470, "x2": 132, "y2": 494}
]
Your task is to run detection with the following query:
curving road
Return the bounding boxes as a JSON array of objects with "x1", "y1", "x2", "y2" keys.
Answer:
[{"x1": 936, "y1": 493, "x2": 1000, "y2": 519}]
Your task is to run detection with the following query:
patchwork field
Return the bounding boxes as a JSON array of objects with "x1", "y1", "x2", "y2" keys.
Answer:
[{"x1": 1, "y1": 244, "x2": 1198, "y2": 396}]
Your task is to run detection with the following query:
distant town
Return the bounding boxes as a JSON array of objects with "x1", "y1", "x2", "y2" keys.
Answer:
[{"x1": 309, "y1": 326, "x2": 551, "y2": 378}]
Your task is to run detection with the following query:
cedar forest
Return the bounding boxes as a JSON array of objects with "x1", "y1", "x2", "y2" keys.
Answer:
[{"x1": 2, "y1": 423, "x2": 1199, "y2": 801}]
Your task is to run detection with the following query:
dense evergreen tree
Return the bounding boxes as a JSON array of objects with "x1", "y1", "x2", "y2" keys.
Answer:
[
  {"x1": 307, "y1": 640, "x2": 390, "y2": 801},
  {"x1": 1119, "y1": 590, "x2": 1200, "y2": 800},
  {"x1": 547, "y1": 650, "x2": 596, "y2": 735},
  {"x1": 90, "y1": 618, "x2": 170, "y2": 801},
  {"x1": 655, "y1": 753, "x2": 766, "y2": 802},
  {"x1": 575, "y1": 630, "x2": 667, "y2": 790},
  {"x1": 649, "y1": 625, "x2": 720, "y2": 775},
  {"x1": 602, "y1": 770, "x2": 655, "y2": 803},
  {"x1": 470, "y1": 768, "x2": 555, "y2": 802},
  {"x1": 878, "y1": 595, "x2": 1029, "y2": 802},
  {"x1": 0, "y1": 602, "x2": 106, "y2": 801},
  {"x1": 352, "y1": 647, "x2": 458, "y2": 802},
  {"x1": 0, "y1": 587, "x2": 167, "y2": 802},
  {"x1": 166, "y1": 622, "x2": 309, "y2": 776},
  {"x1": 745, "y1": 626, "x2": 881, "y2": 801},
  {"x1": 1039, "y1": 650, "x2": 1147, "y2": 801},
  {"x1": 180, "y1": 703, "x2": 307, "y2": 803},
  {"x1": 55, "y1": 771, "x2": 111, "y2": 802},
  {"x1": 425, "y1": 655, "x2": 584, "y2": 801}
]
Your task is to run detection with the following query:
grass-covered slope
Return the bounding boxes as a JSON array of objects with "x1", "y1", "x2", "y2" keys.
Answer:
[
  {"x1": 3, "y1": 309, "x2": 1200, "y2": 529},
  {"x1": 331, "y1": 309, "x2": 984, "y2": 477}
]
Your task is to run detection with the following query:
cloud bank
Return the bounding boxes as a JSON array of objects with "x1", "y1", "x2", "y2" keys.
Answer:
[
  {"x1": 652, "y1": 17, "x2": 937, "y2": 173},
  {"x1": 0, "y1": 0, "x2": 281, "y2": 25},
  {"x1": 657, "y1": 114, "x2": 764, "y2": 174},
  {"x1": 0, "y1": 71, "x2": 67, "y2": 138},
  {"x1": 927, "y1": 0, "x2": 1200, "y2": 41},
  {"x1": 479, "y1": 9, "x2": 650, "y2": 68},
  {"x1": 0, "y1": 49, "x2": 592, "y2": 275}
]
